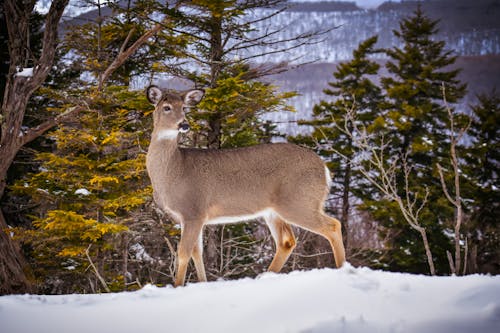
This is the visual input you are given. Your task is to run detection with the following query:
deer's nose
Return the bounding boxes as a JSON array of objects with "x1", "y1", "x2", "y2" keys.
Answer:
[{"x1": 178, "y1": 122, "x2": 190, "y2": 133}]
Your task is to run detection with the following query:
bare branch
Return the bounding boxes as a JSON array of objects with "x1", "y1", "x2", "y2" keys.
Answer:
[
  {"x1": 85, "y1": 244, "x2": 111, "y2": 293},
  {"x1": 318, "y1": 104, "x2": 436, "y2": 275},
  {"x1": 21, "y1": 105, "x2": 86, "y2": 146},
  {"x1": 436, "y1": 163, "x2": 457, "y2": 207}
]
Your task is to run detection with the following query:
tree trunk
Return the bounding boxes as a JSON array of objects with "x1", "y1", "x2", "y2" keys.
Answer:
[
  {"x1": 204, "y1": 12, "x2": 224, "y2": 273},
  {"x1": 0, "y1": 0, "x2": 69, "y2": 294},
  {"x1": 419, "y1": 227, "x2": 436, "y2": 276},
  {"x1": 0, "y1": 188, "x2": 32, "y2": 294},
  {"x1": 341, "y1": 136, "x2": 353, "y2": 250},
  {"x1": 0, "y1": 88, "x2": 34, "y2": 295}
]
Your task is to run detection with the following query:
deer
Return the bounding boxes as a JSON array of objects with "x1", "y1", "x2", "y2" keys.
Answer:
[{"x1": 145, "y1": 85, "x2": 346, "y2": 287}]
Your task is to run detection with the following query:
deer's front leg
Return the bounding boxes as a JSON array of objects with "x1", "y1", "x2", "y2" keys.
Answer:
[{"x1": 175, "y1": 221, "x2": 204, "y2": 287}]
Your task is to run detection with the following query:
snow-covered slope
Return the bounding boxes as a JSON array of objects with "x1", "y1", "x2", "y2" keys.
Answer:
[{"x1": 1, "y1": 265, "x2": 499, "y2": 333}]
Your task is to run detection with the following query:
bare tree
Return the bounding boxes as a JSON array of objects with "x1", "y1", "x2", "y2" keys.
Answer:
[
  {"x1": 328, "y1": 108, "x2": 436, "y2": 275},
  {"x1": 436, "y1": 85, "x2": 470, "y2": 275}
]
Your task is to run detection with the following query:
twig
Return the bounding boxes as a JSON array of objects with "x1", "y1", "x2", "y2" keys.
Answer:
[
  {"x1": 85, "y1": 244, "x2": 111, "y2": 293},
  {"x1": 447, "y1": 250, "x2": 456, "y2": 275}
]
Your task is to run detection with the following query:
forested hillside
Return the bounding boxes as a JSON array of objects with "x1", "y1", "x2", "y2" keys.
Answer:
[{"x1": 0, "y1": 0, "x2": 498, "y2": 294}]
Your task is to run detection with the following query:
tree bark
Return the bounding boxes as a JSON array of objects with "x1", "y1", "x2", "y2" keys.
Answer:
[
  {"x1": 341, "y1": 135, "x2": 353, "y2": 250},
  {"x1": 0, "y1": 190, "x2": 32, "y2": 294},
  {"x1": 0, "y1": 0, "x2": 69, "y2": 294}
]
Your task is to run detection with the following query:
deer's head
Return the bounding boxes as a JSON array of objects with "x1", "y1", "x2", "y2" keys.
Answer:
[{"x1": 146, "y1": 85, "x2": 205, "y2": 139}]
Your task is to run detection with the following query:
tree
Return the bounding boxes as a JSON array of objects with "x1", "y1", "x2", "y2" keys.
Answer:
[
  {"x1": 332, "y1": 114, "x2": 437, "y2": 275},
  {"x1": 153, "y1": 0, "x2": 316, "y2": 279},
  {"x1": 0, "y1": 0, "x2": 74, "y2": 295},
  {"x1": 372, "y1": 7, "x2": 467, "y2": 274},
  {"x1": 10, "y1": 86, "x2": 153, "y2": 293},
  {"x1": 64, "y1": 0, "x2": 187, "y2": 90},
  {"x1": 436, "y1": 85, "x2": 471, "y2": 275},
  {"x1": 164, "y1": 0, "x2": 325, "y2": 148},
  {"x1": 1, "y1": 0, "x2": 182, "y2": 293},
  {"x1": 382, "y1": 6, "x2": 466, "y2": 159},
  {"x1": 463, "y1": 90, "x2": 500, "y2": 274},
  {"x1": 290, "y1": 36, "x2": 382, "y2": 254}
]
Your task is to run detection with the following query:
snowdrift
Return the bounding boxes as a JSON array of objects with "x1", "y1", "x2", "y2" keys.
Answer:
[{"x1": 1, "y1": 265, "x2": 499, "y2": 333}]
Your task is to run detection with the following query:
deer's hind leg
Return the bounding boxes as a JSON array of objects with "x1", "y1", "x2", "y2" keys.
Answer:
[
  {"x1": 274, "y1": 205, "x2": 346, "y2": 268},
  {"x1": 265, "y1": 211, "x2": 296, "y2": 273},
  {"x1": 315, "y1": 213, "x2": 345, "y2": 268},
  {"x1": 191, "y1": 231, "x2": 207, "y2": 282}
]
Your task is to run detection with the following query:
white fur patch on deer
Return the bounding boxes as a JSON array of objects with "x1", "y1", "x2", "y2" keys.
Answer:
[{"x1": 155, "y1": 129, "x2": 179, "y2": 141}]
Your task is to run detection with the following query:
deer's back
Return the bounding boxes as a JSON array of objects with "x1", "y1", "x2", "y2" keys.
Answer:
[{"x1": 182, "y1": 143, "x2": 327, "y2": 201}]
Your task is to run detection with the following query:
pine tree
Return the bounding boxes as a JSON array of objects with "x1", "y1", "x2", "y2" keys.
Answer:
[
  {"x1": 463, "y1": 91, "x2": 500, "y2": 274},
  {"x1": 193, "y1": 63, "x2": 296, "y2": 148},
  {"x1": 7, "y1": 1, "x2": 188, "y2": 292},
  {"x1": 382, "y1": 6, "x2": 466, "y2": 160},
  {"x1": 163, "y1": 0, "x2": 319, "y2": 148},
  {"x1": 290, "y1": 36, "x2": 383, "y2": 257},
  {"x1": 154, "y1": 0, "x2": 304, "y2": 279},
  {"x1": 10, "y1": 87, "x2": 152, "y2": 293},
  {"x1": 1, "y1": 0, "x2": 71, "y2": 295},
  {"x1": 372, "y1": 6, "x2": 467, "y2": 274}
]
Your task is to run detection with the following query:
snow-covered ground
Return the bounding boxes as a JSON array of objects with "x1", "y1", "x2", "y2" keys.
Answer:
[{"x1": 1, "y1": 265, "x2": 499, "y2": 333}]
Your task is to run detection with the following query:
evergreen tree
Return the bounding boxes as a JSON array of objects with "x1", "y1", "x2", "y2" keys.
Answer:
[
  {"x1": 290, "y1": 36, "x2": 382, "y2": 256},
  {"x1": 382, "y1": 6, "x2": 466, "y2": 160},
  {"x1": 10, "y1": 87, "x2": 152, "y2": 293},
  {"x1": 463, "y1": 91, "x2": 500, "y2": 274},
  {"x1": 163, "y1": 0, "x2": 318, "y2": 148},
  {"x1": 194, "y1": 63, "x2": 296, "y2": 148},
  {"x1": 372, "y1": 7, "x2": 467, "y2": 274},
  {"x1": 1, "y1": 0, "x2": 71, "y2": 295},
  {"x1": 154, "y1": 0, "x2": 304, "y2": 279},
  {"x1": 7, "y1": 0, "x2": 189, "y2": 292}
]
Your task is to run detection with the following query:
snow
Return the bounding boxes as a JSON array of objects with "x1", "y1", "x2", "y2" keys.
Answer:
[
  {"x1": 129, "y1": 243, "x2": 155, "y2": 264},
  {"x1": 1, "y1": 265, "x2": 499, "y2": 333},
  {"x1": 74, "y1": 188, "x2": 91, "y2": 196},
  {"x1": 14, "y1": 67, "x2": 34, "y2": 78}
]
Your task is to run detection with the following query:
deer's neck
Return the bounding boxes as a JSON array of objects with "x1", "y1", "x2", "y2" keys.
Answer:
[{"x1": 148, "y1": 129, "x2": 182, "y2": 165}]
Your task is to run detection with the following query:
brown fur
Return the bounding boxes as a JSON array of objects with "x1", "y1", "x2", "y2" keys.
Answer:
[{"x1": 145, "y1": 86, "x2": 346, "y2": 286}]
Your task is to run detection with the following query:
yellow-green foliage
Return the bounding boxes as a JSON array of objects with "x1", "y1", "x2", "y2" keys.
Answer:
[
  {"x1": 192, "y1": 68, "x2": 296, "y2": 147},
  {"x1": 11, "y1": 86, "x2": 152, "y2": 277},
  {"x1": 32, "y1": 210, "x2": 127, "y2": 256}
]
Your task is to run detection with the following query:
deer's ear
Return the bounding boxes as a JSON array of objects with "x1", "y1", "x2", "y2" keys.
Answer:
[
  {"x1": 146, "y1": 85, "x2": 163, "y2": 105},
  {"x1": 184, "y1": 89, "x2": 205, "y2": 106}
]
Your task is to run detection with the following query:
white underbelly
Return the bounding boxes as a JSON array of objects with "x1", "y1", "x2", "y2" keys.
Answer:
[{"x1": 205, "y1": 208, "x2": 275, "y2": 225}]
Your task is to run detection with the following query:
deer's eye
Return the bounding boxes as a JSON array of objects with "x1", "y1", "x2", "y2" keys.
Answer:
[{"x1": 163, "y1": 105, "x2": 172, "y2": 112}]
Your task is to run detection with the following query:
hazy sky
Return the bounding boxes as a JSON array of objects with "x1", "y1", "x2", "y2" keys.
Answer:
[
  {"x1": 35, "y1": 0, "x2": 404, "y2": 15},
  {"x1": 354, "y1": 0, "x2": 401, "y2": 9},
  {"x1": 297, "y1": 0, "x2": 402, "y2": 9},
  {"x1": 35, "y1": 1, "x2": 404, "y2": 13}
]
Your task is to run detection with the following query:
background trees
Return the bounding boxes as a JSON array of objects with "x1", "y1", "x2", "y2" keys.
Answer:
[
  {"x1": 370, "y1": 7, "x2": 467, "y2": 274},
  {"x1": 1, "y1": 2, "x2": 498, "y2": 294},
  {"x1": 1, "y1": 0, "x2": 73, "y2": 295},
  {"x1": 1, "y1": 0, "x2": 325, "y2": 292},
  {"x1": 290, "y1": 36, "x2": 383, "y2": 262},
  {"x1": 463, "y1": 91, "x2": 500, "y2": 273},
  {"x1": 299, "y1": 7, "x2": 496, "y2": 276}
]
